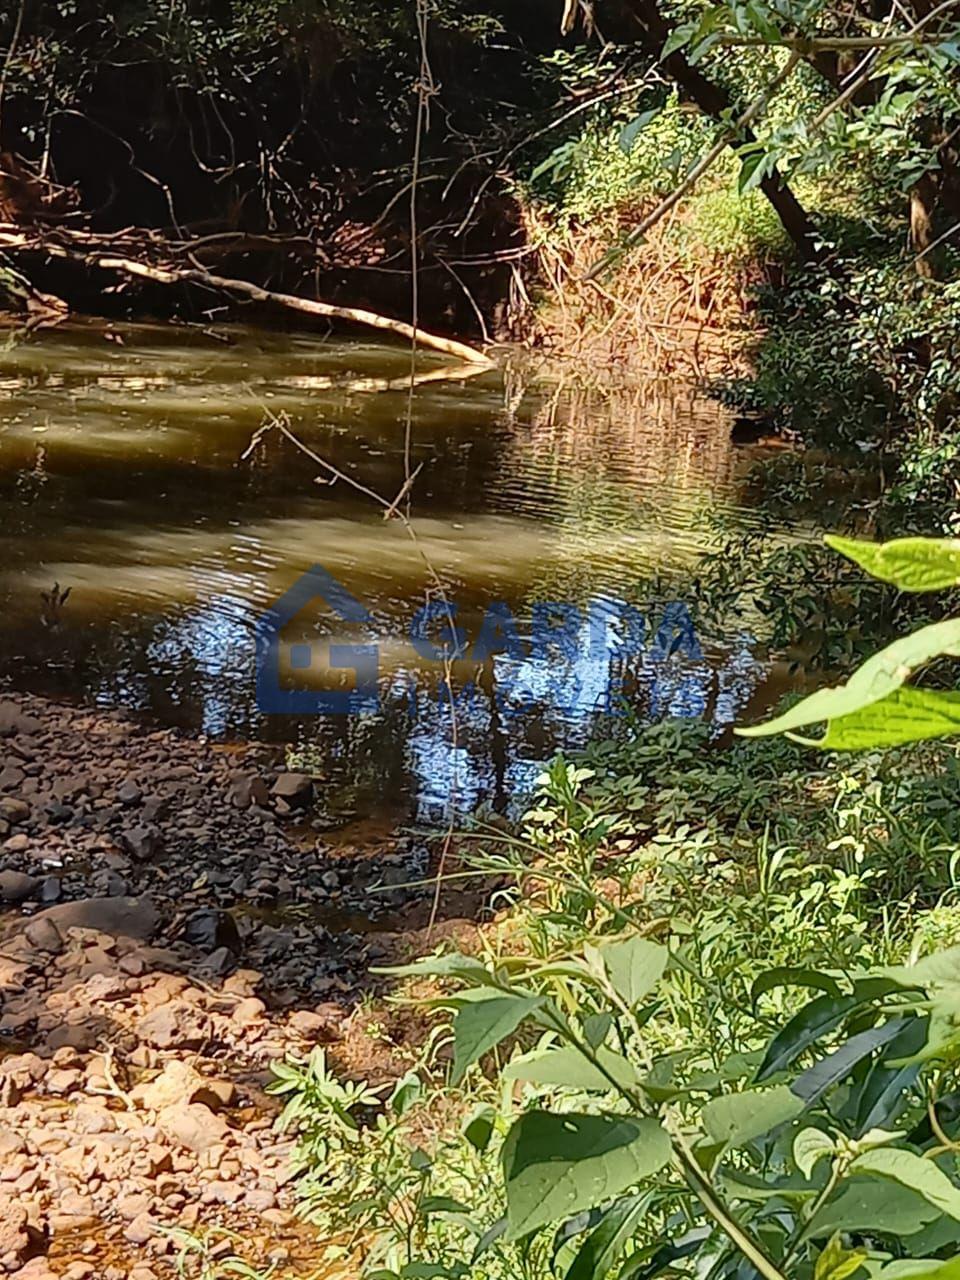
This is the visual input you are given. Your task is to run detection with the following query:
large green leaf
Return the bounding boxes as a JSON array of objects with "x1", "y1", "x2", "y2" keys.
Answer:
[
  {"x1": 736, "y1": 619, "x2": 960, "y2": 740},
  {"x1": 850, "y1": 1018, "x2": 927, "y2": 1136},
  {"x1": 805, "y1": 1179, "x2": 940, "y2": 1240},
  {"x1": 452, "y1": 995, "x2": 540, "y2": 1084},
  {"x1": 374, "y1": 953, "x2": 497, "y2": 983},
  {"x1": 596, "y1": 937, "x2": 668, "y2": 1009},
  {"x1": 877, "y1": 1259, "x2": 960, "y2": 1279},
  {"x1": 503, "y1": 1046, "x2": 643, "y2": 1092},
  {"x1": 501, "y1": 1111, "x2": 670, "y2": 1240},
  {"x1": 851, "y1": 1148, "x2": 960, "y2": 1220},
  {"x1": 701, "y1": 1085, "x2": 803, "y2": 1150},
  {"x1": 791, "y1": 1018, "x2": 913, "y2": 1104},
  {"x1": 751, "y1": 966, "x2": 842, "y2": 1006},
  {"x1": 564, "y1": 1194, "x2": 651, "y2": 1280},
  {"x1": 756, "y1": 995, "x2": 860, "y2": 1082},
  {"x1": 825, "y1": 534, "x2": 960, "y2": 592},
  {"x1": 801, "y1": 687, "x2": 960, "y2": 751}
]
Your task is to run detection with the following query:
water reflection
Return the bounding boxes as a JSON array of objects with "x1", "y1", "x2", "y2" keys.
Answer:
[{"x1": 0, "y1": 320, "x2": 779, "y2": 818}]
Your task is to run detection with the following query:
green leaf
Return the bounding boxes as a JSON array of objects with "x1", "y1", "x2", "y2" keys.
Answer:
[
  {"x1": 504, "y1": 1045, "x2": 643, "y2": 1092},
  {"x1": 565, "y1": 1194, "x2": 651, "y2": 1280},
  {"x1": 452, "y1": 995, "x2": 541, "y2": 1085},
  {"x1": 597, "y1": 937, "x2": 668, "y2": 1008},
  {"x1": 751, "y1": 966, "x2": 842, "y2": 1007},
  {"x1": 736, "y1": 619, "x2": 960, "y2": 740},
  {"x1": 756, "y1": 995, "x2": 860, "y2": 1082},
  {"x1": 875, "y1": 1262, "x2": 960, "y2": 1280},
  {"x1": 618, "y1": 109, "x2": 660, "y2": 154},
  {"x1": 660, "y1": 21, "x2": 696, "y2": 58},
  {"x1": 471, "y1": 1217, "x2": 507, "y2": 1263},
  {"x1": 791, "y1": 1018, "x2": 913, "y2": 1104},
  {"x1": 814, "y1": 1233, "x2": 868, "y2": 1280},
  {"x1": 825, "y1": 534, "x2": 960, "y2": 592},
  {"x1": 794, "y1": 1128, "x2": 836, "y2": 1179},
  {"x1": 373, "y1": 953, "x2": 496, "y2": 983},
  {"x1": 501, "y1": 1111, "x2": 670, "y2": 1240},
  {"x1": 583, "y1": 1013, "x2": 613, "y2": 1049},
  {"x1": 806, "y1": 687, "x2": 960, "y2": 751},
  {"x1": 701, "y1": 1085, "x2": 804, "y2": 1150},
  {"x1": 463, "y1": 1104, "x2": 497, "y2": 1153},
  {"x1": 420, "y1": 1196, "x2": 472, "y2": 1216},
  {"x1": 850, "y1": 1018, "x2": 927, "y2": 1136},
  {"x1": 805, "y1": 1179, "x2": 940, "y2": 1240},
  {"x1": 851, "y1": 1147, "x2": 960, "y2": 1220}
]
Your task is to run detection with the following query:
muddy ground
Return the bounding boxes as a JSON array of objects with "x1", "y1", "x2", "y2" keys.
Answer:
[{"x1": 0, "y1": 693, "x2": 481, "y2": 1279}]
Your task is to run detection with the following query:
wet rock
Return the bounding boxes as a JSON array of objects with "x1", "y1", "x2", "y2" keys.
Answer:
[
  {"x1": 20, "y1": 896, "x2": 160, "y2": 942},
  {"x1": 270, "y1": 772, "x2": 313, "y2": 807},
  {"x1": 182, "y1": 909, "x2": 240, "y2": 955},
  {"x1": 117, "y1": 780, "x2": 142, "y2": 806},
  {"x1": 0, "y1": 871, "x2": 39, "y2": 904},
  {"x1": 37, "y1": 876, "x2": 61, "y2": 904},
  {"x1": 23, "y1": 917, "x2": 63, "y2": 954},
  {"x1": 230, "y1": 773, "x2": 269, "y2": 810},
  {"x1": 2, "y1": 835, "x2": 29, "y2": 854},
  {"x1": 201, "y1": 946, "x2": 235, "y2": 977},
  {"x1": 0, "y1": 798, "x2": 30, "y2": 825},
  {"x1": 123, "y1": 826, "x2": 162, "y2": 862}
]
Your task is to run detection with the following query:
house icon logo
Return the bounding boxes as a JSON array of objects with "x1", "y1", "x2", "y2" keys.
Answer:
[{"x1": 255, "y1": 565, "x2": 379, "y2": 715}]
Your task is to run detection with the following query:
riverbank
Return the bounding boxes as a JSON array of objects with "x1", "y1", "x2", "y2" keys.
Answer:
[{"x1": 0, "y1": 692, "x2": 483, "y2": 1280}]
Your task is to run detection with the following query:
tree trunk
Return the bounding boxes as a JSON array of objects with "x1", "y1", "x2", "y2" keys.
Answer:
[{"x1": 623, "y1": 0, "x2": 822, "y2": 262}]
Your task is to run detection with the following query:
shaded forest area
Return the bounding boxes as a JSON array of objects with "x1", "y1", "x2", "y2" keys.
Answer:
[{"x1": 0, "y1": 0, "x2": 572, "y2": 334}]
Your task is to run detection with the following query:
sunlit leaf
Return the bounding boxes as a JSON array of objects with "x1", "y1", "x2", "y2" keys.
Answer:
[
  {"x1": 825, "y1": 534, "x2": 960, "y2": 592},
  {"x1": 501, "y1": 1111, "x2": 670, "y2": 1240},
  {"x1": 737, "y1": 619, "x2": 960, "y2": 740},
  {"x1": 503, "y1": 1045, "x2": 643, "y2": 1092},
  {"x1": 701, "y1": 1085, "x2": 803, "y2": 1150},
  {"x1": 596, "y1": 936, "x2": 668, "y2": 1008},
  {"x1": 452, "y1": 995, "x2": 541, "y2": 1084},
  {"x1": 803, "y1": 687, "x2": 960, "y2": 751},
  {"x1": 851, "y1": 1147, "x2": 960, "y2": 1220},
  {"x1": 794, "y1": 1128, "x2": 836, "y2": 1180}
]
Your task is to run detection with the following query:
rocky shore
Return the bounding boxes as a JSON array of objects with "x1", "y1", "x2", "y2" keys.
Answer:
[{"x1": 0, "y1": 692, "x2": 460, "y2": 1279}]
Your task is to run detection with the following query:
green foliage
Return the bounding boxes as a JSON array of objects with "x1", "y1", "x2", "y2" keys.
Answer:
[
  {"x1": 742, "y1": 535, "x2": 960, "y2": 750},
  {"x1": 266, "y1": 722, "x2": 960, "y2": 1276}
]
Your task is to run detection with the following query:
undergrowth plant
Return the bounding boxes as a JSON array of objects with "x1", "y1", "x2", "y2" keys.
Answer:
[{"x1": 271, "y1": 536, "x2": 960, "y2": 1280}]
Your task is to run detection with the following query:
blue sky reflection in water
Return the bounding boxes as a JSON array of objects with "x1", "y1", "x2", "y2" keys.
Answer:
[{"x1": 0, "y1": 321, "x2": 788, "y2": 821}]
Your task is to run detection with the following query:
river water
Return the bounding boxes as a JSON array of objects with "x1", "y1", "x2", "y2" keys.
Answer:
[{"x1": 0, "y1": 320, "x2": 788, "y2": 823}]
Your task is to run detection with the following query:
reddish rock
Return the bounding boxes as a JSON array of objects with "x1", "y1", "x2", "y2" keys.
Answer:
[{"x1": 157, "y1": 1104, "x2": 230, "y2": 1154}]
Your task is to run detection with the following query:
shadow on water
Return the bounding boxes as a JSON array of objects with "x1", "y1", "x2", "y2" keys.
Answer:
[{"x1": 0, "y1": 319, "x2": 807, "y2": 821}]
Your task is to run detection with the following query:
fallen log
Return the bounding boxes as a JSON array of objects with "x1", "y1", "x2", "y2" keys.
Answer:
[
  {"x1": 0, "y1": 224, "x2": 493, "y2": 366},
  {"x1": 93, "y1": 255, "x2": 494, "y2": 365}
]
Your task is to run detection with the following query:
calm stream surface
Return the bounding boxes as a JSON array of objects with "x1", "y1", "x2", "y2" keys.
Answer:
[{"x1": 0, "y1": 320, "x2": 791, "y2": 821}]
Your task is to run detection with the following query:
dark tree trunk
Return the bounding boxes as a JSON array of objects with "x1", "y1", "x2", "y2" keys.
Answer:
[{"x1": 622, "y1": 0, "x2": 822, "y2": 261}]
